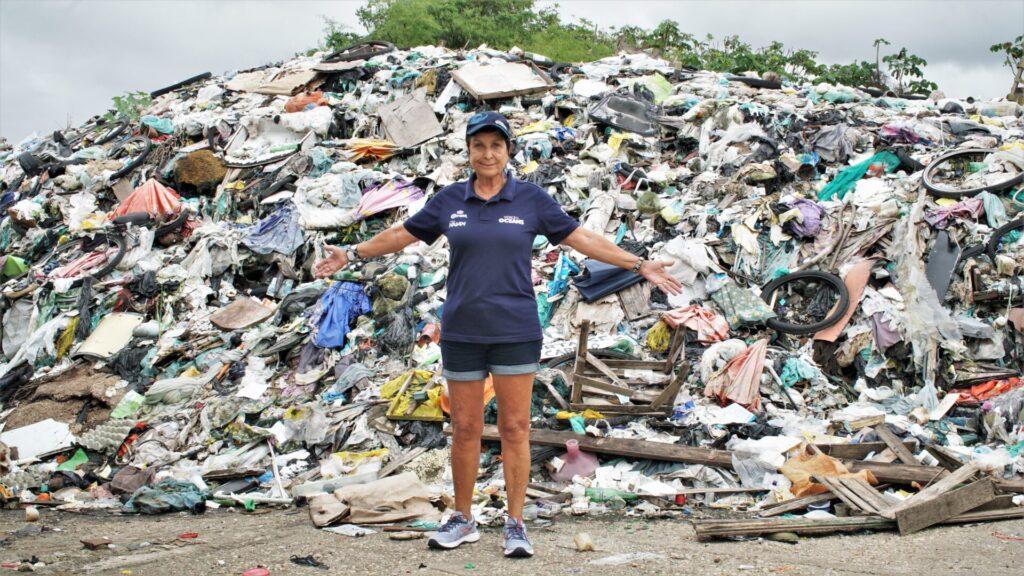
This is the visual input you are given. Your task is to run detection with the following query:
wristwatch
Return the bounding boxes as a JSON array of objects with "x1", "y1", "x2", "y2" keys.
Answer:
[{"x1": 630, "y1": 258, "x2": 644, "y2": 273}]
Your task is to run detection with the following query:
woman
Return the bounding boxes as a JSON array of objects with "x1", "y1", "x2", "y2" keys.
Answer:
[{"x1": 314, "y1": 111, "x2": 682, "y2": 558}]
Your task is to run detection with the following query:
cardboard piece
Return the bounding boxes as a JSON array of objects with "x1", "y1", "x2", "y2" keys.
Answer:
[
  {"x1": 74, "y1": 313, "x2": 144, "y2": 360},
  {"x1": 377, "y1": 89, "x2": 444, "y2": 148},
  {"x1": 452, "y1": 61, "x2": 554, "y2": 100},
  {"x1": 210, "y1": 298, "x2": 274, "y2": 331},
  {"x1": 0, "y1": 419, "x2": 75, "y2": 460},
  {"x1": 226, "y1": 68, "x2": 320, "y2": 96}
]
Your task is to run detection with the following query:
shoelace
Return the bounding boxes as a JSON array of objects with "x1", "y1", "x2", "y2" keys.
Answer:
[
  {"x1": 505, "y1": 522, "x2": 527, "y2": 542},
  {"x1": 440, "y1": 514, "x2": 467, "y2": 533}
]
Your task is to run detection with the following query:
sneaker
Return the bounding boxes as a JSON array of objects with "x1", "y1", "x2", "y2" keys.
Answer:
[
  {"x1": 427, "y1": 512, "x2": 480, "y2": 550},
  {"x1": 502, "y1": 517, "x2": 534, "y2": 558}
]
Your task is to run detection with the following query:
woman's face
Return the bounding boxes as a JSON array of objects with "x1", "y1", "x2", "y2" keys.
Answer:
[{"x1": 468, "y1": 130, "x2": 510, "y2": 180}]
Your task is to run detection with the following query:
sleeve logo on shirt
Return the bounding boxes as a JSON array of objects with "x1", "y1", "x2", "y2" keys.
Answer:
[{"x1": 498, "y1": 215, "x2": 525, "y2": 225}]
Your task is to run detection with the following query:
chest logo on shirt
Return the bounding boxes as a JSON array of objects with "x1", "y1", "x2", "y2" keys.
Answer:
[
  {"x1": 450, "y1": 210, "x2": 467, "y2": 219},
  {"x1": 498, "y1": 215, "x2": 525, "y2": 225}
]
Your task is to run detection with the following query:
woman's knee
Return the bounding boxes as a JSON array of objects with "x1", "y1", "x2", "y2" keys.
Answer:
[
  {"x1": 450, "y1": 415, "x2": 483, "y2": 440},
  {"x1": 497, "y1": 419, "x2": 531, "y2": 444}
]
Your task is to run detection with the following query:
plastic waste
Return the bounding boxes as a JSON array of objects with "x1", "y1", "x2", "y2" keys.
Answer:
[{"x1": 550, "y1": 439, "x2": 599, "y2": 481}]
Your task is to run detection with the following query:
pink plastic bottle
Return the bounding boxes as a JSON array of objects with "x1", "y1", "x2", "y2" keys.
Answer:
[{"x1": 550, "y1": 439, "x2": 599, "y2": 481}]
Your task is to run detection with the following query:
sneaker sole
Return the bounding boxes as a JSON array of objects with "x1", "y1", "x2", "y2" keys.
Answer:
[
  {"x1": 504, "y1": 545, "x2": 534, "y2": 558},
  {"x1": 427, "y1": 531, "x2": 480, "y2": 550}
]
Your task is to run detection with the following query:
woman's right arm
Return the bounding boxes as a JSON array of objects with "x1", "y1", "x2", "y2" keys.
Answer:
[{"x1": 313, "y1": 223, "x2": 421, "y2": 278}]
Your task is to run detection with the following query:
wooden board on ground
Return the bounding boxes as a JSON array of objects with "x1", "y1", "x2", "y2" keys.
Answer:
[
  {"x1": 881, "y1": 462, "x2": 980, "y2": 519},
  {"x1": 895, "y1": 478, "x2": 996, "y2": 535},
  {"x1": 873, "y1": 424, "x2": 919, "y2": 465}
]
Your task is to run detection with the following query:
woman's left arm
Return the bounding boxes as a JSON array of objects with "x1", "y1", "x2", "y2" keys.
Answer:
[{"x1": 560, "y1": 228, "x2": 683, "y2": 295}]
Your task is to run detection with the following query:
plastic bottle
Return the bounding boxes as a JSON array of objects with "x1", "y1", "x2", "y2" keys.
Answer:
[
  {"x1": 550, "y1": 439, "x2": 599, "y2": 481},
  {"x1": 585, "y1": 487, "x2": 639, "y2": 503}
]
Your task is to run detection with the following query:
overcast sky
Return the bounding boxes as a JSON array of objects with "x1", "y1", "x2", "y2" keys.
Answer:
[{"x1": 1, "y1": 0, "x2": 1021, "y2": 143}]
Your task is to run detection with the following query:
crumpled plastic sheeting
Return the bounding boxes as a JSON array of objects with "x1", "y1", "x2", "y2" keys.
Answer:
[
  {"x1": 111, "y1": 179, "x2": 182, "y2": 218},
  {"x1": 924, "y1": 197, "x2": 983, "y2": 229},
  {"x1": 782, "y1": 198, "x2": 825, "y2": 238},
  {"x1": 704, "y1": 338, "x2": 768, "y2": 412},
  {"x1": 242, "y1": 202, "x2": 304, "y2": 255},
  {"x1": 123, "y1": 479, "x2": 205, "y2": 514},
  {"x1": 890, "y1": 192, "x2": 964, "y2": 397},
  {"x1": 661, "y1": 305, "x2": 729, "y2": 343}
]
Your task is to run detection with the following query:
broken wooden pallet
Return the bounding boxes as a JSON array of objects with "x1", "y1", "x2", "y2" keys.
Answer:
[
  {"x1": 693, "y1": 507, "x2": 1024, "y2": 541},
  {"x1": 812, "y1": 475, "x2": 897, "y2": 515},
  {"x1": 568, "y1": 319, "x2": 687, "y2": 415}
]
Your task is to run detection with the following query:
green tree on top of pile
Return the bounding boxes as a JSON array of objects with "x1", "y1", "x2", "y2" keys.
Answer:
[{"x1": 323, "y1": 0, "x2": 941, "y2": 95}]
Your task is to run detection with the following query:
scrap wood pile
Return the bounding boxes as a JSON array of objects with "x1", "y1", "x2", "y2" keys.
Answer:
[{"x1": 0, "y1": 39, "x2": 1023, "y2": 540}]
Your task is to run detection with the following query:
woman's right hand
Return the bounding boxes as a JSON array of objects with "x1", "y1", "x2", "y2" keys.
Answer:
[{"x1": 313, "y1": 244, "x2": 349, "y2": 278}]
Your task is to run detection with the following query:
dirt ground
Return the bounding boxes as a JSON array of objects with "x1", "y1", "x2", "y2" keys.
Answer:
[{"x1": 0, "y1": 507, "x2": 1022, "y2": 576}]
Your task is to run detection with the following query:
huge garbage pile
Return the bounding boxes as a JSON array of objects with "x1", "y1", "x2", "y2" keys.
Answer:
[{"x1": 1, "y1": 40, "x2": 1024, "y2": 540}]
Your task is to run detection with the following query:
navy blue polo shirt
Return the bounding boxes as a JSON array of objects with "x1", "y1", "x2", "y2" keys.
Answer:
[{"x1": 403, "y1": 175, "x2": 579, "y2": 343}]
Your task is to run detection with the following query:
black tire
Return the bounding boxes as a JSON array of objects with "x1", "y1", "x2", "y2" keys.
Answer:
[
  {"x1": 987, "y1": 219, "x2": 1024, "y2": 261},
  {"x1": 38, "y1": 234, "x2": 125, "y2": 286},
  {"x1": 760, "y1": 270, "x2": 850, "y2": 335},
  {"x1": 150, "y1": 72, "x2": 213, "y2": 99},
  {"x1": 17, "y1": 152, "x2": 43, "y2": 177},
  {"x1": 322, "y1": 40, "x2": 395, "y2": 63},
  {"x1": 108, "y1": 137, "x2": 153, "y2": 181},
  {"x1": 154, "y1": 207, "x2": 190, "y2": 237},
  {"x1": 88, "y1": 119, "x2": 128, "y2": 146},
  {"x1": 923, "y1": 148, "x2": 1024, "y2": 199},
  {"x1": 726, "y1": 75, "x2": 782, "y2": 90}
]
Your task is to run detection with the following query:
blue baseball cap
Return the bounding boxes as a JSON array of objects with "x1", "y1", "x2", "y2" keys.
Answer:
[{"x1": 466, "y1": 111, "x2": 513, "y2": 143}]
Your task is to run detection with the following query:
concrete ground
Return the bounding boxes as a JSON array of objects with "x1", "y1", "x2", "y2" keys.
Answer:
[{"x1": 1, "y1": 507, "x2": 1022, "y2": 575}]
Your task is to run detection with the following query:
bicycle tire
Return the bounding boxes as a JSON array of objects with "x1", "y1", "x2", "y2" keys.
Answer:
[
  {"x1": 88, "y1": 120, "x2": 128, "y2": 146},
  {"x1": 154, "y1": 207, "x2": 190, "y2": 237},
  {"x1": 85, "y1": 234, "x2": 126, "y2": 280},
  {"x1": 923, "y1": 148, "x2": 1024, "y2": 199},
  {"x1": 986, "y1": 218, "x2": 1024, "y2": 261},
  {"x1": 760, "y1": 270, "x2": 850, "y2": 335},
  {"x1": 108, "y1": 137, "x2": 153, "y2": 181},
  {"x1": 322, "y1": 40, "x2": 395, "y2": 63}
]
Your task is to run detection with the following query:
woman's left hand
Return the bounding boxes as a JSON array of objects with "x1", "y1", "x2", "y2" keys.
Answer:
[{"x1": 639, "y1": 260, "x2": 683, "y2": 295}]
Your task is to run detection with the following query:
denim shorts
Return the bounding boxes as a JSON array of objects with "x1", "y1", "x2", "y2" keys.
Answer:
[{"x1": 440, "y1": 339, "x2": 542, "y2": 381}]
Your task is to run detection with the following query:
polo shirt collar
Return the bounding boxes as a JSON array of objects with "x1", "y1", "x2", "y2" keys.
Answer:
[{"x1": 464, "y1": 170, "x2": 517, "y2": 202}]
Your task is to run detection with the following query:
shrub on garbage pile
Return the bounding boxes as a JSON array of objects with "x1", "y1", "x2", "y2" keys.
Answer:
[
  {"x1": 883, "y1": 47, "x2": 937, "y2": 96},
  {"x1": 103, "y1": 91, "x2": 151, "y2": 122},
  {"x1": 990, "y1": 34, "x2": 1023, "y2": 97}
]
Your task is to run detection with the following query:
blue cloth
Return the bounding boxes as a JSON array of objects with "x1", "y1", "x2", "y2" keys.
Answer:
[
  {"x1": 403, "y1": 175, "x2": 579, "y2": 343},
  {"x1": 313, "y1": 282, "x2": 371, "y2": 348},
  {"x1": 242, "y1": 203, "x2": 304, "y2": 255}
]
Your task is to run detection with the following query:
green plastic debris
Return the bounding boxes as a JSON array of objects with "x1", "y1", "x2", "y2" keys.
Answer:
[
  {"x1": 111, "y1": 390, "x2": 145, "y2": 418},
  {"x1": 818, "y1": 151, "x2": 901, "y2": 201},
  {"x1": 2, "y1": 255, "x2": 27, "y2": 278},
  {"x1": 56, "y1": 448, "x2": 89, "y2": 472}
]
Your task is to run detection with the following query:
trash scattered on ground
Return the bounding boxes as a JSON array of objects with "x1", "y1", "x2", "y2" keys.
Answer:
[{"x1": 0, "y1": 39, "x2": 1022, "y2": 551}]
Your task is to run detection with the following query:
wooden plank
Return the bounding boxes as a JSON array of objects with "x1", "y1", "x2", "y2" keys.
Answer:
[
  {"x1": 925, "y1": 444, "x2": 965, "y2": 472},
  {"x1": 814, "y1": 440, "x2": 917, "y2": 461},
  {"x1": 571, "y1": 321, "x2": 589, "y2": 403},
  {"x1": 568, "y1": 403, "x2": 670, "y2": 416},
  {"x1": 663, "y1": 325, "x2": 686, "y2": 372},
  {"x1": 842, "y1": 478, "x2": 897, "y2": 512},
  {"x1": 759, "y1": 492, "x2": 836, "y2": 517},
  {"x1": 881, "y1": 462, "x2": 979, "y2": 519},
  {"x1": 694, "y1": 506, "x2": 1024, "y2": 541},
  {"x1": 574, "y1": 374, "x2": 636, "y2": 398},
  {"x1": 815, "y1": 475, "x2": 876, "y2": 514},
  {"x1": 476, "y1": 425, "x2": 734, "y2": 468},
  {"x1": 617, "y1": 283, "x2": 650, "y2": 321},
  {"x1": 649, "y1": 363, "x2": 687, "y2": 409},
  {"x1": 896, "y1": 478, "x2": 996, "y2": 535},
  {"x1": 377, "y1": 446, "x2": 428, "y2": 479},
  {"x1": 598, "y1": 360, "x2": 671, "y2": 370},
  {"x1": 874, "y1": 424, "x2": 918, "y2": 465},
  {"x1": 541, "y1": 374, "x2": 570, "y2": 410},
  {"x1": 583, "y1": 354, "x2": 629, "y2": 387}
]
